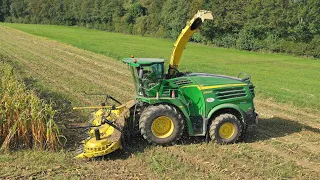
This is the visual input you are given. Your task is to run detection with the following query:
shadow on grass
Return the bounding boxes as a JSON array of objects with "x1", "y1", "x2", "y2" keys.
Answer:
[
  {"x1": 244, "y1": 117, "x2": 320, "y2": 143},
  {"x1": 115, "y1": 116, "x2": 320, "y2": 159},
  {"x1": 101, "y1": 116, "x2": 320, "y2": 160},
  {"x1": 64, "y1": 115, "x2": 320, "y2": 160},
  {"x1": 23, "y1": 77, "x2": 91, "y2": 149},
  {"x1": 100, "y1": 132, "x2": 209, "y2": 160}
]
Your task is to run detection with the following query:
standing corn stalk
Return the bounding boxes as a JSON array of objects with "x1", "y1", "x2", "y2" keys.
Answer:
[{"x1": 0, "y1": 63, "x2": 61, "y2": 151}]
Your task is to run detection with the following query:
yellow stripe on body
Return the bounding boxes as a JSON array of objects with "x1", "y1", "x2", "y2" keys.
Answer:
[
  {"x1": 180, "y1": 84, "x2": 247, "y2": 90},
  {"x1": 180, "y1": 85, "x2": 199, "y2": 89},
  {"x1": 199, "y1": 84, "x2": 247, "y2": 90}
]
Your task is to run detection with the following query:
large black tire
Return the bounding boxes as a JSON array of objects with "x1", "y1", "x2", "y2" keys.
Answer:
[
  {"x1": 237, "y1": 123, "x2": 248, "y2": 142},
  {"x1": 139, "y1": 104, "x2": 184, "y2": 145},
  {"x1": 209, "y1": 113, "x2": 242, "y2": 144}
]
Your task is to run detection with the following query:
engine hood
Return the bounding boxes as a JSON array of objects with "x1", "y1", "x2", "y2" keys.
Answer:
[{"x1": 184, "y1": 73, "x2": 249, "y2": 86}]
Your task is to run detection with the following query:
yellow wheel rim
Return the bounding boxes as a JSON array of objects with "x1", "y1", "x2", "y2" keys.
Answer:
[
  {"x1": 219, "y1": 122, "x2": 235, "y2": 139},
  {"x1": 151, "y1": 116, "x2": 174, "y2": 138}
]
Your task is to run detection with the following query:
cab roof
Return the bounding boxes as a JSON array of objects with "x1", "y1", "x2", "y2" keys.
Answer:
[{"x1": 123, "y1": 58, "x2": 164, "y2": 67}]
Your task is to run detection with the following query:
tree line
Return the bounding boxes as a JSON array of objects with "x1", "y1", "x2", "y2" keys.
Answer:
[{"x1": 0, "y1": 0, "x2": 319, "y2": 58}]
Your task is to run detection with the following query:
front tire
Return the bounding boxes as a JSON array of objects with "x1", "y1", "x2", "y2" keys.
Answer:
[
  {"x1": 139, "y1": 104, "x2": 184, "y2": 145},
  {"x1": 209, "y1": 114, "x2": 242, "y2": 144}
]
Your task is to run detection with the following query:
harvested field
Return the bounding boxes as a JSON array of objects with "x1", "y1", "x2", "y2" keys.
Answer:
[{"x1": 0, "y1": 25, "x2": 319, "y2": 179}]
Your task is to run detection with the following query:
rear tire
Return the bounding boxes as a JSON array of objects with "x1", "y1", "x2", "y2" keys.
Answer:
[
  {"x1": 139, "y1": 104, "x2": 184, "y2": 145},
  {"x1": 209, "y1": 113, "x2": 242, "y2": 144}
]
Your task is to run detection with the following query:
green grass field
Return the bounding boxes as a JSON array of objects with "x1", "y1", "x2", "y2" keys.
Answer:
[
  {"x1": 2, "y1": 23, "x2": 320, "y2": 111},
  {"x1": 0, "y1": 24, "x2": 319, "y2": 179}
]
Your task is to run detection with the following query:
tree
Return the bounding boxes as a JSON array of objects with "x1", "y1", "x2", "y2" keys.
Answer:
[
  {"x1": 0, "y1": 0, "x2": 11, "y2": 21},
  {"x1": 99, "y1": 0, "x2": 125, "y2": 31},
  {"x1": 138, "y1": 0, "x2": 165, "y2": 36},
  {"x1": 9, "y1": 0, "x2": 29, "y2": 22},
  {"x1": 0, "y1": 0, "x2": 318, "y2": 57},
  {"x1": 0, "y1": 0, "x2": 3, "y2": 21},
  {"x1": 161, "y1": 0, "x2": 190, "y2": 39}
]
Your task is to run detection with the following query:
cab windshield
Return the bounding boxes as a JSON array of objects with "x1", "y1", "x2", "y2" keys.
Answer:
[
  {"x1": 143, "y1": 63, "x2": 163, "y2": 83},
  {"x1": 130, "y1": 63, "x2": 164, "y2": 96}
]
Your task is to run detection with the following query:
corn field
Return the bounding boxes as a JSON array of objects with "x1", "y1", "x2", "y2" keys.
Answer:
[{"x1": 0, "y1": 62, "x2": 61, "y2": 151}]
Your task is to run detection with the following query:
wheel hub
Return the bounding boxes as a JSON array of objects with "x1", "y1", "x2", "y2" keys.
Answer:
[
  {"x1": 151, "y1": 116, "x2": 174, "y2": 138},
  {"x1": 219, "y1": 122, "x2": 235, "y2": 139}
]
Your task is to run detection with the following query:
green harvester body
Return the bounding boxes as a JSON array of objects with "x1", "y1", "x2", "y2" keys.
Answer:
[{"x1": 123, "y1": 58, "x2": 257, "y2": 136}]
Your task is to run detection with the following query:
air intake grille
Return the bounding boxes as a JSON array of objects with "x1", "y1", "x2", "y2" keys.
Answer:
[
  {"x1": 162, "y1": 88, "x2": 170, "y2": 96},
  {"x1": 174, "y1": 79, "x2": 193, "y2": 86},
  {"x1": 215, "y1": 87, "x2": 246, "y2": 100},
  {"x1": 249, "y1": 85, "x2": 255, "y2": 96}
]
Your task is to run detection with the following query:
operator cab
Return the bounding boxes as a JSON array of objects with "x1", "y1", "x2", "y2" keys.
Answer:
[{"x1": 123, "y1": 58, "x2": 164, "y2": 96}]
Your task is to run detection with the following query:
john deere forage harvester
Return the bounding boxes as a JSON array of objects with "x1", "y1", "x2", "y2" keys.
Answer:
[{"x1": 74, "y1": 10, "x2": 258, "y2": 158}]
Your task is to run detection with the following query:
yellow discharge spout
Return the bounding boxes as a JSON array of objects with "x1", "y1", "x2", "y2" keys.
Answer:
[{"x1": 168, "y1": 10, "x2": 213, "y2": 77}]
